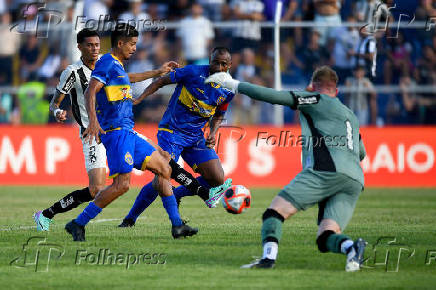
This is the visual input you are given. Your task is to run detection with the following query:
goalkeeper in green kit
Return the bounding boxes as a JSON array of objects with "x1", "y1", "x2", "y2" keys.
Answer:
[{"x1": 205, "y1": 66, "x2": 367, "y2": 272}]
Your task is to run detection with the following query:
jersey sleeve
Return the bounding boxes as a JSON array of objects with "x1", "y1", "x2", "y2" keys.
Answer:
[
  {"x1": 91, "y1": 58, "x2": 111, "y2": 85},
  {"x1": 359, "y1": 134, "x2": 366, "y2": 161},
  {"x1": 169, "y1": 66, "x2": 193, "y2": 83},
  {"x1": 216, "y1": 91, "x2": 235, "y2": 115},
  {"x1": 290, "y1": 91, "x2": 321, "y2": 112},
  {"x1": 56, "y1": 66, "x2": 75, "y2": 94}
]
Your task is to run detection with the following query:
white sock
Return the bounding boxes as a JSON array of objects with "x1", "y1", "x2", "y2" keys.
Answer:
[
  {"x1": 341, "y1": 239, "x2": 354, "y2": 254},
  {"x1": 262, "y1": 242, "x2": 278, "y2": 260}
]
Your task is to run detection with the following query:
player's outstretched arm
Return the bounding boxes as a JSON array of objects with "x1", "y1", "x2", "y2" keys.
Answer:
[
  {"x1": 49, "y1": 90, "x2": 67, "y2": 123},
  {"x1": 128, "y1": 61, "x2": 179, "y2": 83},
  {"x1": 83, "y1": 78, "x2": 105, "y2": 145},
  {"x1": 205, "y1": 72, "x2": 295, "y2": 107},
  {"x1": 133, "y1": 74, "x2": 174, "y2": 105}
]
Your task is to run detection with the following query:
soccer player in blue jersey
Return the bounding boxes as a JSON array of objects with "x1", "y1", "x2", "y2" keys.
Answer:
[
  {"x1": 118, "y1": 47, "x2": 234, "y2": 227},
  {"x1": 65, "y1": 24, "x2": 224, "y2": 241}
]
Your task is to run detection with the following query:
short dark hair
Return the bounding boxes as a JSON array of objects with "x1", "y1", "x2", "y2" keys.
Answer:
[
  {"x1": 311, "y1": 66, "x2": 338, "y2": 85},
  {"x1": 111, "y1": 23, "x2": 139, "y2": 48},
  {"x1": 211, "y1": 47, "x2": 231, "y2": 58},
  {"x1": 77, "y1": 28, "x2": 99, "y2": 44}
]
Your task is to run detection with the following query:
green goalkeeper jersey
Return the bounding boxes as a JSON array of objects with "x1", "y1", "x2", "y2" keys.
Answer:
[{"x1": 238, "y1": 82, "x2": 366, "y2": 186}]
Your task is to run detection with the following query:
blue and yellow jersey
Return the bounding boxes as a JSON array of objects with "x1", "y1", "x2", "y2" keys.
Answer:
[
  {"x1": 91, "y1": 53, "x2": 134, "y2": 131},
  {"x1": 159, "y1": 65, "x2": 234, "y2": 140}
]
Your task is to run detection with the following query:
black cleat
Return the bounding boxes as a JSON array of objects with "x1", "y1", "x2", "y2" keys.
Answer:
[
  {"x1": 241, "y1": 258, "x2": 275, "y2": 269},
  {"x1": 171, "y1": 223, "x2": 198, "y2": 239},
  {"x1": 65, "y1": 220, "x2": 85, "y2": 242},
  {"x1": 346, "y1": 238, "x2": 367, "y2": 272},
  {"x1": 118, "y1": 218, "x2": 135, "y2": 228}
]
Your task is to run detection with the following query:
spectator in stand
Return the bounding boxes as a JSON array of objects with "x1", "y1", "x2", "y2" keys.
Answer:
[
  {"x1": 345, "y1": 66, "x2": 377, "y2": 126},
  {"x1": 38, "y1": 45, "x2": 62, "y2": 82},
  {"x1": 329, "y1": 15, "x2": 359, "y2": 84},
  {"x1": 231, "y1": 48, "x2": 261, "y2": 124},
  {"x1": 416, "y1": 0, "x2": 436, "y2": 44},
  {"x1": 299, "y1": 30, "x2": 330, "y2": 81},
  {"x1": 198, "y1": 0, "x2": 226, "y2": 21},
  {"x1": 354, "y1": 0, "x2": 390, "y2": 33},
  {"x1": 414, "y1": 45, "x2": 436, "y2": 86},
  {"x1": 313, "y1": 0, "x2": 342, "y2": 46},
  {"x1": 19, "y1": 34, "x2": 46, "y2": 82},
  {"x1": 230, "y1": 0, "x2": 264, "y2": 69},
  {"x1": 0, "y1": 12, "x2": 20, "y2": 85},
  {"x1": 176, "y1": 3, "x2": 214, "y2": 65},
  {"x1": 352, "y1": 27, "x2": 377, "y2": 81},
  {"x1": 0, "y1": 92, "x2": 20, "y2": 124},
  {"x1": 383, "y1": 32, "x2": 413, "y2": 84},
  {"x1": 119, "y1": 0, "x2": 150, "y2": 29}
]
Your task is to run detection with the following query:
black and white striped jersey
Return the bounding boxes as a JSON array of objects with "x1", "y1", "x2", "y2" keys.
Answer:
[{"x1": 56, "y1": 58, "x2": 94, "y2": 129}]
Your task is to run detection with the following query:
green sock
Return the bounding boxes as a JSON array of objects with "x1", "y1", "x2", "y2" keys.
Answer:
[
  {"x1": 261, "y1": 216, "x2": 283, "y2": 244},
  {"x1": 326, "y1": 233, "x2": 350, "y2": 253}
]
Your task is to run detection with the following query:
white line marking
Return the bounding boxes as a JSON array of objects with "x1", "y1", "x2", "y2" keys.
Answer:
[{"x1": 0, "y1": 217, "x2": 146, "y2": 231}]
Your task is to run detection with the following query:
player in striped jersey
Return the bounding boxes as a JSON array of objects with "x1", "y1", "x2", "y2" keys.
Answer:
[{"x1": 33, "y1": 28, "x2": 178, "y2": 231}]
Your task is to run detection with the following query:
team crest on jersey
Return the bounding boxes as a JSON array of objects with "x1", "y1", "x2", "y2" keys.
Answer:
[
  {"x1": 209, "y1": 82, "x2": 221, "y2": 89},
  {"x1": 125, "y1": 152, "x2": 133, "y2": 165},
  {"x1": 217, "y1": 96, "x2": 226, "y2": 105},
  {"x1": 121, "y1": 87, "x2": 128, "y2": 99}
]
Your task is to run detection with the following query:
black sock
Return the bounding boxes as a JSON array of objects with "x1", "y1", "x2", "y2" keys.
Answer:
[
  {"x1": 42, "y1": 187, "x2": 93, "y2": 219},
  {"x1": 169, "y1": 159, "x2": 209, "y2": 199}
]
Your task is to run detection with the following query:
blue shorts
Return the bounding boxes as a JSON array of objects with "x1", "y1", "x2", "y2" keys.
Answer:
[
  {"x1": 157, "y1": 129, "x2": 218, "y2": 172},
  {"x1": 101, "y1": 129, "x2": 156, "y2": 178}
]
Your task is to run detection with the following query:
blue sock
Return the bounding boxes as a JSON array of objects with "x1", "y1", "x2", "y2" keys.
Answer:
[
  {"x1": 173, "y1": 176, "x2": 212, "y2": 199},
  {"x1": 161, "y1": 195, "x2": 182, "y2": 226},
  {"x1": 125, "y1": 182, "x2": 158, "y2": 222},
  {"x1": 75, "y1": 202, "x2": 102, "y2": 226}
]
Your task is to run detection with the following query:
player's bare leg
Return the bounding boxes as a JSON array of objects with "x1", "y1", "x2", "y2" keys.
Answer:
[
  {"x1": 242, "y1": 196, "x2": 297, "y2": 269},
  {"x1": 34, "y1": 167, "x2": 106, "y2": 232},
  {"x1": 317, "y1": 219, "x2": 367, "y2": 272}
]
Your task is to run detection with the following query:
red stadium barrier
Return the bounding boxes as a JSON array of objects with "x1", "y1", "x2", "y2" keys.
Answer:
[{"x1": 0, "y1": 125, "x2": 435, "y2": 187}]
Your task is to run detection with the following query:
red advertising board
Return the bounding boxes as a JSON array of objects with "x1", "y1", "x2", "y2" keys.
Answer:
[{"x1": 0, "y1": 125, "x2": 435, "y2": 187}]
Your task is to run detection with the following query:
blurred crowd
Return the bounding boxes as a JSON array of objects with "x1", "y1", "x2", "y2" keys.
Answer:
[{"x1": 0, "y1": 0, "x2": 435, "y2": 126}]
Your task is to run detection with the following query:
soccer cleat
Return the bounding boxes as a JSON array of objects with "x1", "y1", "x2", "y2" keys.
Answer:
[
  {"x1": 65, "y1": 220, "x2": 86, "y2": 242},
  {"x1": 33, "y1": 211, "x2": 53, "y2": 231},
  {"x1": 205, "y1": 178, "x2": 232, "y2": 208},
  {"x1": 241, "y1": 258, "x2": 275, "y2": 269},
  {"x1": 345, "y1": 238, "x2": 367, "y2": 272},
  {"x1": 171, "y1": 223, "x2": 198, "y2": 239},
  {"x1": 118, "y1": 218, "x2": 135, "y2": 228}
]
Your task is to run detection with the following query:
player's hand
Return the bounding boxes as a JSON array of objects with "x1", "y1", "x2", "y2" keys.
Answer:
[
  {"x1": 132, "y1": 97, "x2": 142, "y2": 105},
  {"x1": 205, "y1": 133, "x2": 216, "y2": 149},
  {"x1": 158, "y1": 61, "x2": 179, "y2": 76},
  {"x1": 55, "y1": 110, "x2": 67, "y2": 123},
  {"x1": 82, "y1": 120, "x2": 105, "y2": 145},
  {"x1": 205, "y1": 72, "x2": 240, "y2": 93}
]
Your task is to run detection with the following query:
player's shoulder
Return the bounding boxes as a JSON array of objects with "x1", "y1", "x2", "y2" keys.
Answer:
[{"x1": 182, "y1": 64, "x2": 208, "y2": 74}]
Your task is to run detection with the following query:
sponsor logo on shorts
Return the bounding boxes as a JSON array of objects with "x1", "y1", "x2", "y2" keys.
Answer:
[
  {"x1": 89, "y1": 146, "x2": 97, "y2": 164},
  {"x1": 125, "y1": 152, "x2": 133, "y2": 165}
]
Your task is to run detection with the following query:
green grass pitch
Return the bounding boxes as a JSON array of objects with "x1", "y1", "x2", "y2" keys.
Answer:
[{"x1": 0, "y1": 186, "x2": 435, "y2": 289}]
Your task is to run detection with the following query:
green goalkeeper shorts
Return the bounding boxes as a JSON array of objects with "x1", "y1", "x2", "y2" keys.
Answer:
[{"x1": 278, "y1": 168, "x2": 363, "y2": 231}]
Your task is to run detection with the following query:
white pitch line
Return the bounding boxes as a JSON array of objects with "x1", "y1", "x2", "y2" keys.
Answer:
[{"x1": 0, "y1": 217, "x2": 146, "y2": 231}]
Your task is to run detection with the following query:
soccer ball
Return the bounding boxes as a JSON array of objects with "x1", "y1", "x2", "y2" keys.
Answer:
[{"x1": 221, "y1": 185, "x2": 251, "y2": 214}]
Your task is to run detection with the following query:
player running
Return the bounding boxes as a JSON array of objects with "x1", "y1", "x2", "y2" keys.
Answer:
[
  {"x1": 64, "y1": 24, "x2": 224, "y2": 241},
  {"x1": 206, "y1": 66, "x2": 367, "y2": 272},
  {"x1": 33, "y1": 28, "x2": 179, "y2": 231},
  {"x1": 118, "y1": 47, "x2": 234, "y2": 227}
]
